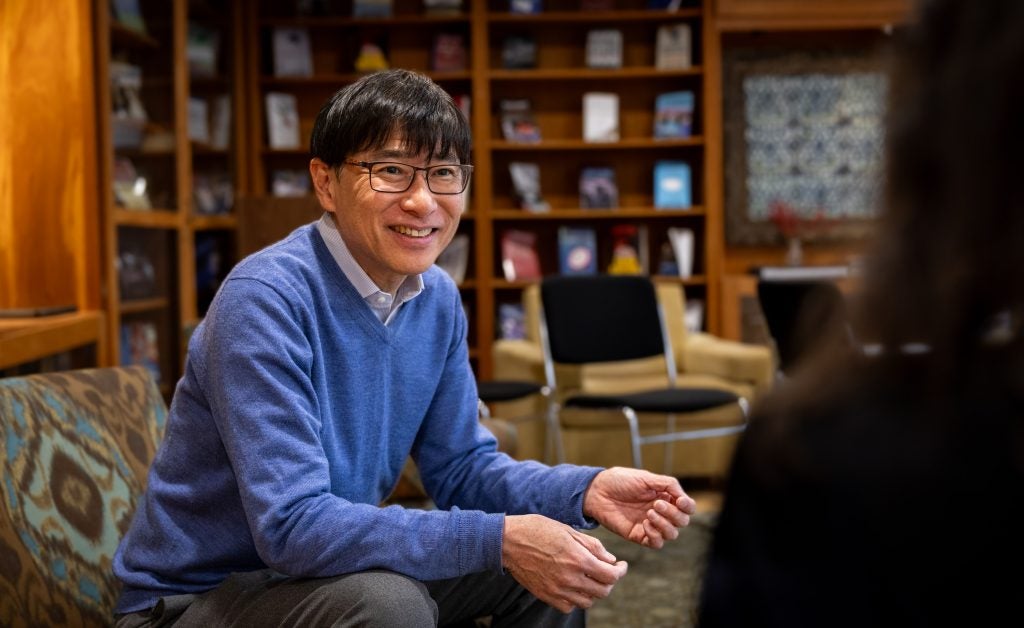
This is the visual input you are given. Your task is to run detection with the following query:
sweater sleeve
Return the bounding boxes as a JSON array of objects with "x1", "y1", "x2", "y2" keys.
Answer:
[
  {"x1": 410, "y1": 278, "x2": 604, "y2": 533},
  {"x1": 197, "y1": 276, "x2": 505, "y2": 580}
]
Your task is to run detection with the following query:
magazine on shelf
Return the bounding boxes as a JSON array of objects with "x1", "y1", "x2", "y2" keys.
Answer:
[
  {"x1": 582, "y1": 92, "x2": 619, "y2": 142},
  {"x1": 353, "y1": 0, "x2": 393, "y2": 17},
  {"x1": 436, "y1": 233, "x2": 470, "y2": 284},
  {"x1": 117, "y1": 248, "x2": 156, "y2": 300},
  {"x1": 585, "y1": 29, "x2": 623, "y2": 69},
  {"x1": 667, "y1": 227, "x2": 694, "y2": 278},
  {"x1": 498, "y1": 303, "x2": 527, "y2": 340},
  {"x1": 271, "y1": 170, "x2": 311, "y2": 197},
  {"x1": 655, "y1": 23, "x2": 692, "y2": 69},
  {"x1": 500, "y1": 99, "x2": 541, "y2": 143},
  {"x1": 265, "y1": 92, "x2": 301, "y2": 149},
  {"x1": 509, "y1": 162, "x2": 550, "y2": 212},
  {"x1": 120, "y1": 321, "x2": 161, "y2": 382},
  {"x1": 112, "y1": 0, "x2": 147, "y2": 34},
  {"x1": 607, "y1": 224, "x2": 649, "y2": 275},
  {"x1": 579, "y1": 167, "x2": 618, "y2": 209},
  {"x1": 110, "y1": 61, "x2": 147, "y2": 149},
  {"x1": 424, "y1": 0, "x2": 463, "y2": 15},
  {"x1": 187, "y1": 97, "x2": 210, "y2": 144},
  {"x1": 187, "y1": 23, "x2": 220, "y2": 78},
  {"x1": 509, "y1": 0, "x2": 542, "y2": 14},
  {"x1": 272, "y1": 28, "x2": 314, "y2": 77},
  {"x1": 502, "y1": 35, "x2": 537, "y2": 69},
  {"x1": 432, "y1": 33, "x2": 467, "y2": 72},
  {"x1": 500, "y1": 229, "x2": 542, "y2": 281},
  {"x1": 354, "y1": 38, "x2": 390, "y2": 73},
  {"x1": 653, "y1": 90, "x2": 695, "y2": 139},
  {"x1": 210, "y1": 94, "x2": 231, "y2": 150},
  {"x1": 558, "y1": 226, "x2": 598, "y2": 276},
  {"x1": 654, "y1": 160, "x2": 692, "y2": 209},
  {"x1": 453, "y1": 94, "x2": 471, "y2": 123}
]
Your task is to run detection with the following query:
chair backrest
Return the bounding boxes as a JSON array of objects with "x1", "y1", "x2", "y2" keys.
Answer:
[
  {"x1": 756, "y1": 279, "x2": 848, "y2": 374},
  {"x1": 0, "y1": 366, "x2": 167, "y2": 627},
  {"x1": 540, "y1": 275, "x2": 670, "y2": 365}
]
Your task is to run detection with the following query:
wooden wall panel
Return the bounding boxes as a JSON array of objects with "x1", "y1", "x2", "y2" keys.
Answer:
[{"x1": 0, "y1": 0, "x2": 100, "y2": 310}]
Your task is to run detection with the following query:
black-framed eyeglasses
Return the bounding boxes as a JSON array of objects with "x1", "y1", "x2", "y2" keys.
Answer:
[{"x1": 344, "y1": 160, "x2": 473, "y2": 195}]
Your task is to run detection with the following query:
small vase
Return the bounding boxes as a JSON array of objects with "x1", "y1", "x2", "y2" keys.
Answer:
[{"x1": 785, "y1": 237, "x2": 803, "y2": 267}]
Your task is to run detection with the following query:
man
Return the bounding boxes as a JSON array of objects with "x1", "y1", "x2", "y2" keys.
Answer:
[{"x1": 114, "y1": 69, "x2": 697, "y2": 627}]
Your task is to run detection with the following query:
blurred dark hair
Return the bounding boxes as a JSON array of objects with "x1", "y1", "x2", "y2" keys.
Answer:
[
  {"x1": 848, "y1": 0, "x2": 1024, "y2": 376},
  {"x1": 309, "y1": 69, "x2": 471, "y2": 166}
]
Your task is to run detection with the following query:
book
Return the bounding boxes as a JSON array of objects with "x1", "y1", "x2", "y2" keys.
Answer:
[
  {"x1": 353, "y1": 0, "x2": 393, "y2": 17},
  {"x1": 498, "y1": 303, "x2": 527, "y2": 340},
  {"x1": 502, "y1": 35, "x2": 537, "y2": 69},
  {"x1": 265, "y1": 92, "x2": 301, "y2": 149},
  {"x1": 187, "y1": 23, "x2": 220, "y2": 78},
  {"x1": 579, "y1": 167, "x2": 618, "y2": 209},
  {"x1": 110, "y1": 61, "x2": 147, "y2": 149},
  {"x1": 210, "y1": 94, "x2": 231, "y2": 150},
  {"x1": 500, "y1": 99, "x2": 541, "y2": 143},
  {"x1": 585, "y1": 29, "x2": 623, "y2": 69},
  {"x1": 653, "y1": 90, "x2": 695, "y2": 139},
  {"x1": 436, "y1": 233, "x2": 470, "y2": 284},
  {"x1": 272, "y1": 28, "x2": 314, "y2": 77},
  {"x1": 607, "y1": 224, "x2": 649, "y2": 275},
  {"x1": 500, "y1": 229, "x2": 542, "y2": 281},
  {"x1": 187, "y1": 97, "x2": 210, "y2": 144},
  {"x1": 558, "y1": 226, "x2": 598, "y2": 276},
  {"x1": 509, "y1": 162, "x2": 550, "y2": 212},
  {"x1": 509, "y1": 0, "x2": 542, "y2": 14},
  {"x1": 667, "y1": 227, "x2": 694, "y2": 278},
  {"x1": 655, "y1": 23, "x2": 692, "y2": 69},
  {"x1": 424, "y1": 0, "x2": 463, "y2": 15},
  {"x1": 654, "y1": 160, "x2": 692, "y2": 208},
  {"x1": 271, "y1": 169, "x2": 311, "y2": 197},
  {"x1": 583, "y1": 92, "x2": 619, "y2": 142},
  {"x1": 120, "y1": 321, "x2": 161, "y2": 383},
  {"x1": 431, "y1": 33, "x2": 467, "y2": 72},
  {"x1": 111, "y1": 0, "x2": 147, "y2": 34}
]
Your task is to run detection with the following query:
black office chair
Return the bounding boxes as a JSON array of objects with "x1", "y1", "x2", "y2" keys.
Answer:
[
  {"x1": 539, "y1": 274, "x2": 749, "y2": 470},
  {"x1": 756, "y1": 279, "x2": 849, "y2": 377}
]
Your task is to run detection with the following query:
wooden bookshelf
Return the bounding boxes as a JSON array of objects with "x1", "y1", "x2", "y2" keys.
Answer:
[{"x1": 0, "y1": 312, "x2": 105, "y2": 371}]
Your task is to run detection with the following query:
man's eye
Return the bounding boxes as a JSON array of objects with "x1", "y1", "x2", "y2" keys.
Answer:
[
  {"x1": 378, "y1": 164, "x2": 407, "y2": 176},
  {"x1": 431, "y1": 167, "x2": 456, "y2": 178}
]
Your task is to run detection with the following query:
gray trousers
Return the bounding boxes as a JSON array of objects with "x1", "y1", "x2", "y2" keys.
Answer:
[{"x1": 115, "y1": 569, "x2": 584, "y2": 628}]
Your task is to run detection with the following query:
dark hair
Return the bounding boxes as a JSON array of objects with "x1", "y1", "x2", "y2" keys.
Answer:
[
  {"x1": 853, "y1": 0, "x2": 1024, "y2": 375},
  {"x1": 309, "y1": 69, "x2": 471, "y2": 167}
]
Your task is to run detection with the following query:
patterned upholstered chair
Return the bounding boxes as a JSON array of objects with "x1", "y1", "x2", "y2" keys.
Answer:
[{"x1": 0, "y1": 366, "x2": 166, "y2": 627}]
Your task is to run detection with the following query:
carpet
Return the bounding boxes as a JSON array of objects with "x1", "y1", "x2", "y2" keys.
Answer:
[{"x1": 585, "y1": 511, "x2": 717, "y2": 628}]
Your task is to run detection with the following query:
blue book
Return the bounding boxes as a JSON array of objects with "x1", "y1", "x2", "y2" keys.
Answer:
[
  {"x1": 654, "y1": 161, "x2": 692, "y2": 209},
  {"x1": 653, "y1": 90, "x2": 695, "y2": 139},
  {"x1": 558, "y1": 226, "x2": 598, "y2": 275},
  {"x1": 509, "y1": 0, "x2": 542, "y2": 13}
]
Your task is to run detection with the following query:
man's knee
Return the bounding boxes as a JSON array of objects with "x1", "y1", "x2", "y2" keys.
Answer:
[{"x1": 296, "y1": 570, "x2": 438, "y2": 627}]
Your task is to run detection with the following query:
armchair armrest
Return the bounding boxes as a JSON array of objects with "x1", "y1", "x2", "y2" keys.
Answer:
[
  {"x1": 492, "y1": 339, "x2": 545, "y2": 381},
  {"x1": 681, "y1": 332, "x2": 774, "y2": 393}
]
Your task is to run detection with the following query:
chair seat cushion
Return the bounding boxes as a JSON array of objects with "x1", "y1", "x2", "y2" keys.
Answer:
[
  {"x1": 477, "y1": 380, "x2": 544, "y2": 403},
  {"x1": 565, "y1": 387, "x2": 738, "y2": 413}
]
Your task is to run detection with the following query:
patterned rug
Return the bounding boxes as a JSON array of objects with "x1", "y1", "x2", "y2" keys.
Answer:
[{"x1": 586, "y1": 511, "x2": 717, "y2": 628}]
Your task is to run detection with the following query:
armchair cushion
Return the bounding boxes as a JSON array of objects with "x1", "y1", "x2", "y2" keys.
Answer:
[{"x1": 0, "y1": 367, "x2": 166, "y2": 627}]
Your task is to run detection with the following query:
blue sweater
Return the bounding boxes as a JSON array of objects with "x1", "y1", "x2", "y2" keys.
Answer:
[{"x1": 113, "y1": 224, "x2": 601, "y2": 613}]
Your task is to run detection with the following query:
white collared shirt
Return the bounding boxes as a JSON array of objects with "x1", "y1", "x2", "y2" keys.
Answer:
[{"x1": 316, "y1": 213, "x2": 424, "y2": 325}]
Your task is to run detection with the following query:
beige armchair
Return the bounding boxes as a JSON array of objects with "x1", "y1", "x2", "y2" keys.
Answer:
[{"x1": 491, "y1": 282, "x2": 773, "y2": 477}]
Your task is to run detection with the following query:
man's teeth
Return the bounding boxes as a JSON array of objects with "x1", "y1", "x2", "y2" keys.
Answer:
[{"x1": 394, "y1": 226, "x2": 432, "y2": 237}]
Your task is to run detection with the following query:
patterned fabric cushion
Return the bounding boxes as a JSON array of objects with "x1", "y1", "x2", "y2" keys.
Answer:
[{"x1": 0, "y1": 366, "x2": 166, "y2": 627}]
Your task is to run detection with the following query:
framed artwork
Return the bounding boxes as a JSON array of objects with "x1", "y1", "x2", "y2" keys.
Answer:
[{"x1": 723, "y1": 46, "x2": 889, "y2": 245}]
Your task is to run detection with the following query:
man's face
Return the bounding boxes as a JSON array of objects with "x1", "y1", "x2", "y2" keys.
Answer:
[{"x1": 310, "y1": 134, "x2": 466, "y2": 293}]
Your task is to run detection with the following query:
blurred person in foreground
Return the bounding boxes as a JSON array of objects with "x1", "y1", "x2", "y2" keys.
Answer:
[
  {"x1": 699, "y1": 1, "x2": 1024, "y2": 626},
  {"x1": 113, "y1": 69, "x2": 697, "y2": 628}
]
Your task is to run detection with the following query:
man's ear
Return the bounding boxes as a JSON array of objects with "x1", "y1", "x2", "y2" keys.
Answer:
[{"x1": 309, "y1": 158, "x2": 337, "y2": 213}]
